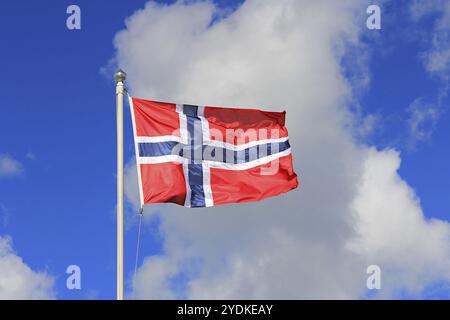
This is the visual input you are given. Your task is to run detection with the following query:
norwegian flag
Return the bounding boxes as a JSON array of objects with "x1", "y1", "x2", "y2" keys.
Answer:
[{"x1": 129, "y1": 97, "x2": 299, "y2": 208}]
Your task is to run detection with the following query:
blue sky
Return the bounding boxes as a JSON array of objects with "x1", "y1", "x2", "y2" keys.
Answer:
[
  {"x1": 0, "y1": 0, "x2": 449, "y2": 299},
  {"x1": 360, "y1": 1, "x2": 450, "y2": 223}
]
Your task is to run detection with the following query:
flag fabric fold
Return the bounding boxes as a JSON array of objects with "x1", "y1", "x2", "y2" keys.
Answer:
[{"x1": 129, "y1": 97, "x2": 299, "y2": 208}]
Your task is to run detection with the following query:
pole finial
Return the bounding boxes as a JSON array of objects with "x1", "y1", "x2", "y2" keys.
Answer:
[{"x1": 115, "y1": 69, "x2": 126, "y2": 83}]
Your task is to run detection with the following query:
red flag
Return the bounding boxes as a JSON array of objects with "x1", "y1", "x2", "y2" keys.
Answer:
[{"x1": 129, "y1": 97, "x2": 299, "y2": 208}]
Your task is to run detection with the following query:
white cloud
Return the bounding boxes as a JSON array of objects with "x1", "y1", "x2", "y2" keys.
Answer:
[
  {"x1": 124, "y1": 157, "x2": 140, "y2": 213},
  {"x1": 132, "y1": 256, "x2": 178, "y2": 299},
  {"x1": 0, "y1": 154, "x2": 23, "y2": 178},
  {"x1": 399, "y1": 1, "x2": 450, "y2": 150},
  {"x1": 0, "y1": 236, "x2": 55, "y2": 299},
  {"x1": 114, "y1": 0, "x2": 450, "y2": 298},
  {"x1": 406, "y1": 98, "x2": 440, "y2": 149},
  {"x1": 0, "y1": 204, "x2": 11, "y2": 227},
  {"x1": 411, "y1": 0, "x2": 450, "y2": 79},
  {"x1": 349, "y1": 148, "x2": 450, "y2": 296},
  {"x1": 25, "y1": 151, "x2": 36, "y2": 161},
  {"x1": 424, "y1": 5, "x2": 450, "y2": 78}
]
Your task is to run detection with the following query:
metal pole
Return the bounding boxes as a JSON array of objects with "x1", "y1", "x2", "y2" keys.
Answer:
[{"x1": 115, "y1": 69, "x2": 126, "y2": 300}]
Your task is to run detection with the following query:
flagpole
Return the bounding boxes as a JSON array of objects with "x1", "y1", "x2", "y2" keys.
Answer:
[{"x1": 115, "y1": 69, "x2": 126, "y2": 300}]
